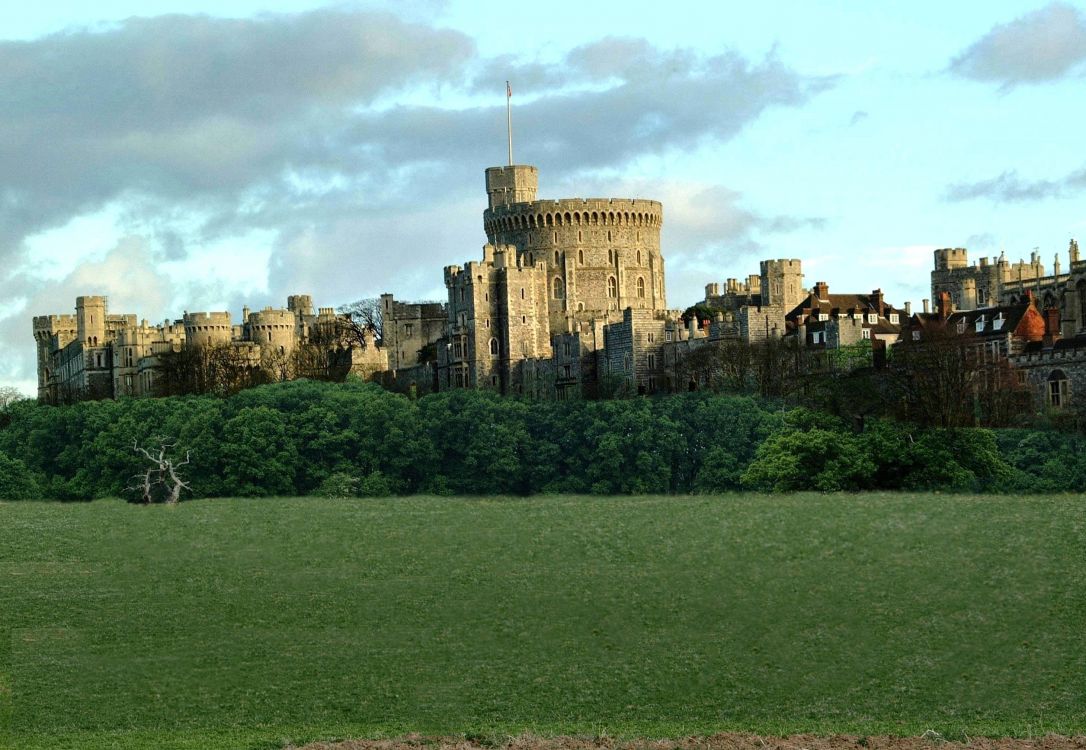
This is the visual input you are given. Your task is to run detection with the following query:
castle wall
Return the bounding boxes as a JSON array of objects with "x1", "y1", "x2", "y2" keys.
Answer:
[{"x1": 380, "y1": 295, "x2": 447, "y2": 371}]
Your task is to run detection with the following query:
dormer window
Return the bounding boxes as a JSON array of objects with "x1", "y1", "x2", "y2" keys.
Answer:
[
  {"x1": 867, "y1": 313, "x2": 878, "y2": 324},
  {"x1": 889, "y1": 313, "x2": 899, "y2": 325},
  {"x1": 975, "y1": 315, "x2": 986, "y2": 333},
  {"x1": 818, "y1": 313, "x2": 829, "y2": 322},
  {"x1": 957, "y1": 319, "x2": 966, "y2": 334},
  {"x1": 993, "y1": 314, "x2": 1005, "y2": 331}
]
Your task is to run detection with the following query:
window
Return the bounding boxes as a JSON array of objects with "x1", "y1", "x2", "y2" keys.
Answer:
[
  {"x1": 554, "y1": 251, "x2": 560, "y2": 265},
  {"x1": 889, "y1": 313, "x2": 899, "y2": 325},
  {"x1": 608, "y1": 249, "x2": 614, "y2": 264},
  {"x1": 975, "y1": 315, "x2": 986, "y2": 333},
  {"x1": 1048, "y1": 370, "x2": 1071, "y2": 408},
  {"x1": 912, "y1": 330, "x2": 921, "y2": 341},
  {"x1": 459, "y1": 288, "x2": 465, "y2": 302},
  {"x1": 818, "y1": 313, "x2": 829, "y2": 322},
  {"x1": 405, "y1": 324, "x2": 414, "y2": 337},
  {"x1": 956, "y1": 319, "x2": 966, "y2": 334},
  {"x1": 608, "y1": 276, "x2": 618, "y2": 298},
  {"x1": 489, "y1": 338, "x2": 499, "y2": 357},
  {"x1": 637, "y1": 277, "x2": 645, "y2": 298},
  {"x1": 636, "y1": 250, "x2": 641, "y2": 265},
  {"x1": 867, "y1": 313, "x2": 878, "y2": 324},
  {"x1": 563, "y1": 341, "x2": 571, "y2": 357},
  {"x1": 993, "y1": 314, "x2": 1005, "y2": 331},
  {"x1": 492, "y1": 375, "x2": 498, "y2": 387},
  {"x1": 563, "y1": 365, "x2": 572, "y2": 378},
  {"x1": 553, "y1": 277, "x2": 565, "y2": 299},
  {"x1": 485, "y1": 318, "x2": 490, "y2": 328},
  {"x1": 520, "y1": 288, "x2": 525, "y2": 299},
  {"x1": 624, "y1": 353, "x2": 631, "y2": 372},
  {"x1": 647, "y1": 332, "x2": 654, "y2": 342},
  {"x1": 666, "y1": 330, "x2": 673, "y2": 342},
  {"x1": 648, "y1": 354, "x2": 656, "y2": 369},
  {"x1": 578, "y1": 249, "x2": 584, "y2": 264},
  {"x1": 861, "y1": 328, "x2": 871, "y2": 340}
]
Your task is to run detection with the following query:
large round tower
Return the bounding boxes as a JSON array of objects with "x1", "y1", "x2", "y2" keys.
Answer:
[{"x1": 482, "y1": 165, "x2": 665, "y2": 330}]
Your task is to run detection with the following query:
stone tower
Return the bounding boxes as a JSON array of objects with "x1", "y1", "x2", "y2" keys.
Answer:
[
  {"x1": 482, "y1": 164, "x2": 665, "y2": 333},
  {"x1": 76, "y1": 296, "x2": 107, "y2": 347},
  {"x1": 759, "y1": 259, "x2": 804, "y2": 311}
]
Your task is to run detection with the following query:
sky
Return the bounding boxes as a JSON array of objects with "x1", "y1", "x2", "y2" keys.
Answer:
[{"x1": 3, "y1": 0, "x2": 1086, "y2": 395}]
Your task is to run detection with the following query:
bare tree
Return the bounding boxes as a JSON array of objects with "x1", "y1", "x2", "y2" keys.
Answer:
[
  {"x1": 0, "y1": 385, "x2": 26, "y2": 409},
  {"x1": 128, "y1": 438, "x2": 191, "y2": 504},
  {"x1": 338, "y1": 298, "x2": 383, "y2": 341}
]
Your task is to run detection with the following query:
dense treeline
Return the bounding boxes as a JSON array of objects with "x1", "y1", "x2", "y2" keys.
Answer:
[{"x1": 0, "y1": 378, "x2": 1084, "y2": 500}]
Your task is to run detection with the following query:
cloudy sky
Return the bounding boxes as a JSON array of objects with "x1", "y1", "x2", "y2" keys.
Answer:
[{"x1": 4, "y1": 1, "x2": 1086, "y2": 394}]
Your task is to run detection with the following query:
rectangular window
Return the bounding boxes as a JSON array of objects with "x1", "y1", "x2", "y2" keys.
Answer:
[
  {"x1": 861, "y1": 328, "x2": 871, "y2": 340},
  {"x1": 563, "y1": 365, "x2": 571, "y2": 378},
  {"x1": 889, "y1": 313, "x2": 899, "y2": 324},
  {"x1": 665, "y1": 330, "x2": 673, "y2": 342},
  {"x1": 868, "y1": 313, "x2": 878, "y2": 324},
  {"x1": 405, "y1": 324, "x2": 414, "y2": 336},
  {"x1": 912, "y1": 330, "x2": 921, "y2": 341},
  {"x1": 563, "y1": 341, "x2": 571, "y2": 357},
  {"x1": 819, "y1": 313, "x2": 829, "y2": 321},
  {"x1": 648, "y1": 354, "x2": 656, "y2": 369}
]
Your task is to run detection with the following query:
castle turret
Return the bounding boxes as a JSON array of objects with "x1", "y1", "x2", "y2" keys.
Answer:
[
  {"x1": 759, "y1": 259, "x2": 804, "y2": 310},
  {"x1": 485, "y1": 165, "x2": 538, "y2": 210},
  {"x1": 183, "y1": 311, "x2": 233, "y2": 348},
  {"x1": 933, "y1": 248, "x2": 968, "y2": 271},
  {"x1": 1071, "y1": 238, "x2": 1080, "y2": 265},
  {"x1": 76, "y1": 296, "x2": 107, "y2": 347}
]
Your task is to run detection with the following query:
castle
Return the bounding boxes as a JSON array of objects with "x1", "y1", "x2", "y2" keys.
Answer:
[
  {"x1": 33, "y1": 294, "x2": 386, "y2": 403},
  {"x1": 32, "y1": 160, "x2": 1086, "y2": 415}
]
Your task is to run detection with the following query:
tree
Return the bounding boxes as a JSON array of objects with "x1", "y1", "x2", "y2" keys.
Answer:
[
  {"x1": 0, "y1": 385, "x2": 27, "y2": 410},
  {"x1": 338, "y1": 298, "x2": 384, "y2": 341},
  {"x1": 127, "y1": 438, "x2": 191, "y2": 504}
]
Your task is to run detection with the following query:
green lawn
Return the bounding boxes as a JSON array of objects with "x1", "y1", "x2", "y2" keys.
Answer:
[{"x1": 1, "y1": 495, "x2": 1084, "y2": 750}]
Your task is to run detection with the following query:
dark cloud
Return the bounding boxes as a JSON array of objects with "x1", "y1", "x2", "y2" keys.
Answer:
[
  {"x1": 945, "y1": 166, "x2": 1086, "y2": 202},
  {"x1": 0, "y1": 12, "x2": 831, "y2": 390},
  {"x1": 948, "y1": 2, "x2": 1086, "y2": 88}
]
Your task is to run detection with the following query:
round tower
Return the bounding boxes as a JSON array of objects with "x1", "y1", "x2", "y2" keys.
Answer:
[
  {"x1": 482, "y1": 165, "x2": 665, "y2": 330},
  {"x1": 248, "y1": 308, "x2": 297, "y2": 356},
  {"x1": 183, "y1": 311, "x2": 233, "y2": 348}
]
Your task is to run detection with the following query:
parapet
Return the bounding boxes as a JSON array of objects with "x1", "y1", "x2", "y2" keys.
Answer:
[{"x1": 485, "y1": 165, "x2": 539, "y2": 210}]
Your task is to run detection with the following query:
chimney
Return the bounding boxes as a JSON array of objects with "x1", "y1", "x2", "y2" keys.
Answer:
[
  {"x1": 937, "y1": 291, "x2": 953, "y2": 320},
  {"x1": 871, "y1": 288, "x2": 884, "y2": 313},
  {"x1": 904, "y1": 301, "x2": 912, "y2": 316},
  {"x1": 687, "y1": 316, "x2": 698, "y2": 338},
  {"x1": 922, "y1": 299, "x2": 930, "y2": 314},
  {"x1": 814, "y1": 281, "x2": 829, "y2": 300},
  {"x1": 1044, "y1": 307, "x2": 1061, "y2": 348}
]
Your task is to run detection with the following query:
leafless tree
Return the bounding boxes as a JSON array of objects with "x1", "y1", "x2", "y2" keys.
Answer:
[
  {"x1": 128, "y1": 438, "x2": 191, "y2": 504},
  {"x1": 338, "y1": 298, "x2": 383, "y2": 341},
  {"x1": 0, "y1": 386, "x2": 26, "y2": 409}
]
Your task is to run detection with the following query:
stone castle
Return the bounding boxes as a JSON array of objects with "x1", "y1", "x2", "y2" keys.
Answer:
[{"x1": 32, "y1": 160, "x2": 1086, "y2": 413}]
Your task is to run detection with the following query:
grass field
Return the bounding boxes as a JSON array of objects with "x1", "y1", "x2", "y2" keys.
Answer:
[{"x1": 1, "y1": 494, "x2": 1084, "y2": 750}]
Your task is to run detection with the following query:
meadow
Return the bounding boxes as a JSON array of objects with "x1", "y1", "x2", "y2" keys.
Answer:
[{"x1": 1, "y1": 494, "x2": 1083, "y2": 750}]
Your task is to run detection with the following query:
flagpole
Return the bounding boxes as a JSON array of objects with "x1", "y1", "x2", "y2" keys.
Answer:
[{"x1": 506, "y1": 81, "x2": 513, "y2": 166}]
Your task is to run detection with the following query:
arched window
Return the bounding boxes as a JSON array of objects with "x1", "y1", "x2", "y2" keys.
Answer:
[
  {"x1": 636, "y1": 250, "x2": 642, "y2": 265},
  {"x1": 554, "y1": 250, "x2": 560, "y2": 265},
  {"x1": 489, "y1": 338, "x2": 499, "y2": 357},
  {"x1": 608, "y1": 276, "x2": 618, "y2": 298},
  {"x1": 608, "y1": 249, "x2": 614, "y2": 264},
  {"x1": 528, "y1": 252, "x2": 534, "y2": 266},
  {"x1": 637, "y1": 277, "x2": 645, "y2": 298},
  {"x1": 553, "y1": 277, "x2": 564, "y2": 299},
  {"x1": 1049, "y1": 369, "x2": 1071, "y2": 407},
  {"x1": 578, "y1": 249, "x2": 584, "y2": 265}
]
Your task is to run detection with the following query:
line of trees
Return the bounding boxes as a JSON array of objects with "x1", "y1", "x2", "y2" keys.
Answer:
[{"x1": 1, "y1": 378, "x2": 1083, "y2": 501}]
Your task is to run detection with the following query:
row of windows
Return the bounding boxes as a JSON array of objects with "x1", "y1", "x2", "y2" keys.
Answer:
[
  {"x1": 527, "y1": 248, "x2": 649, "y2": 266},
  {"x1": 488, "y1": 209, "x2": 659, "y2": 233}
]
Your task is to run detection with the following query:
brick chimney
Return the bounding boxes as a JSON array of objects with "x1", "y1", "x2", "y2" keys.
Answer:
[
  {"x1": 814, "y1": 281, "x2": 829, "y2": 300},
  {"x1": 1044, "y1": 307, "x2": 1061, "y2": 348},
  {"x1": 936, "y1": 291, "x2": 953, "y2": 320},
  {"x1": 870, "y1": 289, "x2": 884, "y2": 313}
]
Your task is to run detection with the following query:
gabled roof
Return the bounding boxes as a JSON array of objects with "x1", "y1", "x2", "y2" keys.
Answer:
[{"x1": 786, "y1": 291, "x2": 906, "y2": 329}]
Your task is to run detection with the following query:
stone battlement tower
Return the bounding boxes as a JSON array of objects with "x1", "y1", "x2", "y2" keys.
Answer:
[{"x1": 481, "y1": 164, "x2": 665, "y2": 333}]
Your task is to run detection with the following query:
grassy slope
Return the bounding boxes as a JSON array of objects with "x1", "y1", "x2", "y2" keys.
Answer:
[{"x1": 0, "y1": 495, "x2": 1083, "y2": 750}]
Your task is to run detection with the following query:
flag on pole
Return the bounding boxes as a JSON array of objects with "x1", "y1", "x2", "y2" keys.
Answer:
[{"x1": 507, "y1": 81, "x2": 511, "y2": 98}]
